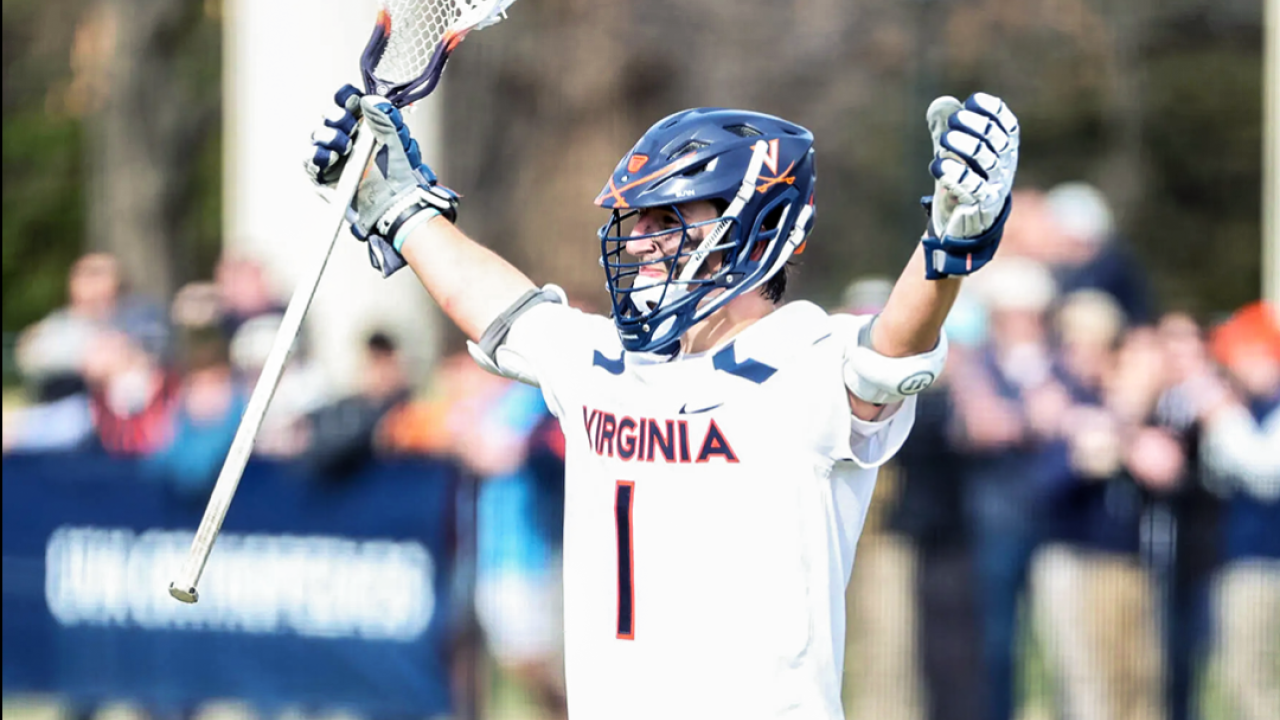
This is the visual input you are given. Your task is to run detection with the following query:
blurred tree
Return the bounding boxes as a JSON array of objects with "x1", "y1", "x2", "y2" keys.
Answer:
[
  {"x1": 445, "y1": 0, "x2": 923, "y2": 308},
  {"x1": 2, "y1": 0, "x2": 92, "y2": 333},
  {"x1": 82, "y1": 0, "x2": 222, "y2": 304},
  {"x1": 1, "y1": 0, "x2": 222, "y2": 334},
  {"x1": 1138, "y1": 7, "x2": 1264, "y2": 315},
  {"x1": 443, "y1": 0, "x2": 1263, "y2": 315},
  {"x1": 1, "y1": 0, "x2": 1265, "y2": 340}
]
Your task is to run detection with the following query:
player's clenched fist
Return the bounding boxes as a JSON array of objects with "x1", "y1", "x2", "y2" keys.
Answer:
[
  {"x1": 921, "y1": 92, "x2": 1020, "y2": 279},
  {"x1": 305, "y1": 85, "x2": 364, "y2": 187},
  {"x1": 304, "y1": 84, "x2": 460, "y2": 278}
]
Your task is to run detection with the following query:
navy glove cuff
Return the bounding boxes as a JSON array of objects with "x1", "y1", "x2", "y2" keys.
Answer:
[
  {"x1": 919, "y1": 195, "x2": 1012, "y2": 279},
  {"x1": 366, "y1": 234, "x2": 410, "y2": 279}
]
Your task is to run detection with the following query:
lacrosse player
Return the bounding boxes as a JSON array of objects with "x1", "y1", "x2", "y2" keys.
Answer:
[{"x1": 307, "y1": 88, "x2": 1018, "y2": 719}]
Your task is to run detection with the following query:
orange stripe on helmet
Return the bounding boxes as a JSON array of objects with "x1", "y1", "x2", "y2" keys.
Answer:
[
  {"x1": 594, "y1": 155, "x2": 700, "y2": 208},
  {"x1": 594, "y1": 178, "x2": 629, "y2": 208}
]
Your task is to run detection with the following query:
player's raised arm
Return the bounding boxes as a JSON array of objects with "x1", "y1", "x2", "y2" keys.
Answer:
[
  {"x1": 306, "y1": 88, "x2": 536, "y2": 342},
  {"x1": 843, "y1": 93, "x2": 1019, "y2": 419},
  {"x1": 875, "y1": 92, "x2": 1019, "y2": 356},
  {"x1": 397, "y1": 215, "x2": 537, "y2": 342}
]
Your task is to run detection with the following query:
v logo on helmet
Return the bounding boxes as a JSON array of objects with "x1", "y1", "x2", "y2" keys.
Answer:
[
  {"x1": 756, "y1": 159, "x2": 797, "y2": 194},
  {"x1": 761, "y1": 139, "x2": 780, "y2": 174}
]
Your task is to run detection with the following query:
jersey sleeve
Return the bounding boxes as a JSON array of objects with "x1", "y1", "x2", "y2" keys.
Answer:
[
  {"x1": 839, "y1": 395, "x2": 917, "y2": 468},
  {"x1": 494, "y1": 302, "x2": 619, "y2": 419}
]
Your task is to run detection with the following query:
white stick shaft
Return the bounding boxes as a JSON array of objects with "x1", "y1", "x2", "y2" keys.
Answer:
[{"x1": 168, "y1": 128, "x2": 377, "y2": 603}]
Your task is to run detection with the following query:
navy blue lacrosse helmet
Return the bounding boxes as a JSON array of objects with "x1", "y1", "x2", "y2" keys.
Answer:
[{"x1": 595, "y1": 108, "x2": 817, "y2": 353}]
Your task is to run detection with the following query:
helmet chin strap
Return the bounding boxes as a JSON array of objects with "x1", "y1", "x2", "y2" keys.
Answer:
[{"x1": 758, "y1": 202, "x2": 813, "y2": 283}]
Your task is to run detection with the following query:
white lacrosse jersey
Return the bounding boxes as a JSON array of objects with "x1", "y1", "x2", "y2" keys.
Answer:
[{"x1": 501, "y1": 300, "x2": 917, "y2": 720}]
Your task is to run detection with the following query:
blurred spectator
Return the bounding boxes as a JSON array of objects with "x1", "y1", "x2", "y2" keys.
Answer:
[
  {"x1": 1, "y1": 387, "x2": 93, "y2": 453},
  {"x1": 1044, "y1": 182, "x2": 1153, "y2": 325},
  {"x1": 82, "y1": 326, "x2": 180, "y2": 456},
  {"x1": 144, "y1": 332, "x2": 247, "y2": 498},
  {"x1": 170, "y1": 258, "x2": 312, "y2": 460},
  {"x1": 303, "y1": 330, "x2": 412, "y2": 479},
  {"x1": 889, "y1": 345, "x2": 986, "y2": 720},
  {"x1": 16, "y1": 252, "x2": 169, "y2": 391},
  {"x1": 1197, "y1": 301, "x2": 1280, "y2": 720},
  {"x1": 6, "y1": 330, "x2": 94, "y2": 453},
  {"x1": 524, "y1": 410, "x2": 568, "y2": 562},
  {"x1": 415, "y1": 350, "x2": 567, "y2": 719},
  {"x1": 999, "y1": 188, "x2": 1063, "y2": 263},
  {"x1": 229, "y1": 313, "x2": 327, "y2": 458},
  {"x1": 170, "y1": 281, "x2": 224, "y2": 333},
  {"x1": 1150, "y1": 312, "x2": 1223, "y2": 720},
  {"x1": 378, "y1": 351, "x2": 484, "y2": 457},
  {"x1": 14, "y1": 318, "x2": 91, "y2": 411},
  {"x1": 950, "y1": 256, "x2": 1060, "y2": 720},
  {"x1": 215, "y1": 255, "x2": 285, "y2": 339},
  {"x1": 8, "y1": 253, "x2": 171, "y2": 455},
  {"x1": 1032, "y1": 291, "x2": 1162, "y2": 720},
  {"x1": 471, "y1": 382, "x2": 566, "y2": 720}
]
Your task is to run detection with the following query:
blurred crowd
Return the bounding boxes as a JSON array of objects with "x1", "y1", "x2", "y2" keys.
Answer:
[
  {"x1": 1, "y1": 250, "x2": 571, "y2": 719},
  {"x1": 3, "y1": 182, "x2": 1277, "y2": 720},
  {"x1": 3, "y1": 252, "x2": 449, "y2": 479},
  {"x1": 858, "y1": 182, "x2": 1279, "y2": 720}
]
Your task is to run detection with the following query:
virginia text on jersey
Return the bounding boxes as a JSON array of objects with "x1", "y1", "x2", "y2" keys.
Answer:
[{"x1": 581, "y1": 407, "x2": 739, "y2": 464}]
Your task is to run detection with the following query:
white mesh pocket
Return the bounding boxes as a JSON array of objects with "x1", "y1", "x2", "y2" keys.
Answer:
[
  {"x1": 374, "y1": 0, "x2": 517, "y2": 84},
  {"x1": 375, "y1": 0, "x2": 461, "y2": 84}
]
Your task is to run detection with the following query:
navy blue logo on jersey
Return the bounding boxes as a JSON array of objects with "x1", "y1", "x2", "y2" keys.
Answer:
[
  {"x1": 678, "y1": 402, "x2": 723, "y2": 415},
  {"x1": 582, "y1": 407, "x2": 739, "y2": 463},
  {"x1": 712, "y1": 342, "x2": 777, "y2": 384},
  {"x1": 592, "y1": 350, "x2": 625, "y2": 376}
]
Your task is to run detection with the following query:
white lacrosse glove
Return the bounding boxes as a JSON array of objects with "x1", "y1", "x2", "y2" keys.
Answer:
[
  {"x1": 305, "y1": 86, "x2": 460, "y2": 278},
  {"x1": 921, "y1": 92, "x2": 1020, "y2": 279}
]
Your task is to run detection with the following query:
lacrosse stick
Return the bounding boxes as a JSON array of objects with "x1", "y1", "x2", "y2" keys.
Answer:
[{"x1": 169, "y1": 0, "x2": 518, "y2": 604}]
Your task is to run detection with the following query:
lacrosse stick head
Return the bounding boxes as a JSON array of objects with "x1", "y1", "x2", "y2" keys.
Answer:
[{"x1": 361, "y1": 0, "x2": 517, "y2": 107}]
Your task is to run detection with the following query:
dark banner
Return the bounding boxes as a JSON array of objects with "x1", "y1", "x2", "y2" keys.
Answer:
[{"x1": 2, "y1": 453, "x2": 459, "y2": 717}]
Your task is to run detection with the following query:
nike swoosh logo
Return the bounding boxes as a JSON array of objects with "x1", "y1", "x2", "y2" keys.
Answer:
[{"x1": 678, "y1": 402, "x2": 723, "y2": 415}]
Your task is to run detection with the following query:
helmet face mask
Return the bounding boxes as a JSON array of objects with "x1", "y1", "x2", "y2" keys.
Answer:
[
  {"x1": 600, "y1": 205, "x2": 743, "y2": 352},
  {"x1": 595, "y1": 108, "x2": 817, "y2": 353}
]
